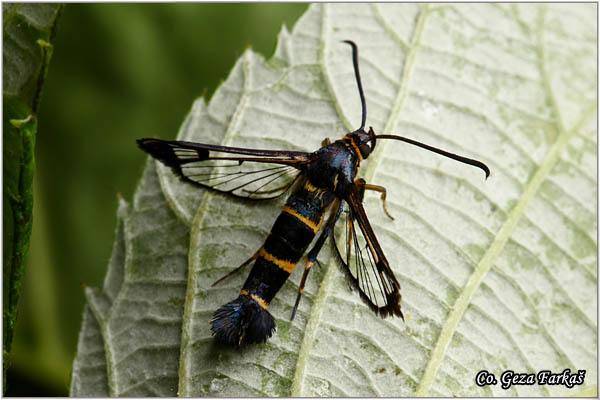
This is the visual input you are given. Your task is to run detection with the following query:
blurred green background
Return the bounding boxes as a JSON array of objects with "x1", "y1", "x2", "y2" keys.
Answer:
[{"x1": 6, "y1": 4, "x2": 307, "y2": 396}]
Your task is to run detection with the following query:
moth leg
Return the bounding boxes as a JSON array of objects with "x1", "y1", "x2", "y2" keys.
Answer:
[
  {"x1": 290, "y1": 258, "x2": 315, "y2": 321},
  {"x1": 344, "y1": 206, "x2": 355, "y2": 293},
  {"x1": 290, "y1": 201, "x2": 343, "y2": 320},
  {"x1": 321, "y1": 138, "x2": 331, "y2": 147},
  {"x1": 354, "y1": 178, "x2": 394, "y2": 220},
  {"x1": 211, "y1": 250, "x2": 258, "y2": 287}
]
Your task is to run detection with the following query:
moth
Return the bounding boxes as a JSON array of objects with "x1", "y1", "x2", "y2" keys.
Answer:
[{"x1": 138, "y1": 40, "x2": 489, "y2": 346}]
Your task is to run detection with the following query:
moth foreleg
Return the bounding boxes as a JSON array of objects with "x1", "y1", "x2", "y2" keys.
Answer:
[{"x1": 354, "y1": 178, "x2": 394, "y2": 221}]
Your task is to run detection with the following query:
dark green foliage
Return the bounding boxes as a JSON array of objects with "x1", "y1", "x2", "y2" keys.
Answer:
[{"x1": 2, "y1": 3, "x2": 62, "y2": 391}]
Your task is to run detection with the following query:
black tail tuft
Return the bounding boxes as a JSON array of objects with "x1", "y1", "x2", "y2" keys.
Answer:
[{"x1": 210, "y1": 295, "x2": 276, "y2": 346}]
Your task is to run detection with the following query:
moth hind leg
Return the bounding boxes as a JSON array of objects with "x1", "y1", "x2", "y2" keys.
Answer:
[
  {"x1": 290, "y1": 258, "x2": 317, "y2": 321},
  {"x1": 211, "y1": 250, "x2": 259, "y2": 287},
  {"x1": 290, "y1": 201, "x2": 343, "y2": 320}
]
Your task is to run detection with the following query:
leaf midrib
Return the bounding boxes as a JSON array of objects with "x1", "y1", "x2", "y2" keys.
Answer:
[{"x1": 292, "y1": 3, "x2": 429, "y2": 396}]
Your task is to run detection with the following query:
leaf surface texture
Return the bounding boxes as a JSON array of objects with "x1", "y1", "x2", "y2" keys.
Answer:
[{"x1": 72, "y1": 4, "x2": 597, "y2": 397}]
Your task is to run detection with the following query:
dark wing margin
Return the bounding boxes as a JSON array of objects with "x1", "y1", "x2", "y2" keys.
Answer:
[
  {"x1": 137, "y1": 138, "x2": 310, "y2": 200},
  {"x1": 332, "y1": 187, "x2": 403, "y2": 319}
]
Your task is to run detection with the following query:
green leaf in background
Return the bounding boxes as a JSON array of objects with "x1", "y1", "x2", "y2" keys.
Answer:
[
  {"x1": 71, "y1": 3, "x2": 597, "y2": 396},
  {"x1": 2, "y1": 3, "x2": 62, "y2": 386}
]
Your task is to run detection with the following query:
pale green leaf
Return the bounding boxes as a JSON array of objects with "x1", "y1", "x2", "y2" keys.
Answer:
[{"x1": 71, "y1": 3, "x2": 597, "y2": 397}]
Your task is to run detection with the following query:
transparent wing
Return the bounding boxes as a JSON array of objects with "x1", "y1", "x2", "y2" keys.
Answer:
[
  {"x1": 332, "y1": 189, "x2": 403, "y2": 319},
  {"x1": 177, "y1": 158, "x2": 302, "y2": 199},
  {"x1": 138, "y1": 138, "x2": 309, "y2": 200}
]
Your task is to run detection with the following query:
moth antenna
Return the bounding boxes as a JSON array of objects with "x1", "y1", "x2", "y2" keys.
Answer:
[
  {"x1": 342, "y1": 40, "x2": 367, "y2": 131},
  {"x1": 373, "y1": 134, "x2": 490, "y2": 179}
]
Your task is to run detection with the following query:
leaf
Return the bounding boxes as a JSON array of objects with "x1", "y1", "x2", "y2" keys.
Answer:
[
  {"x1": 71, "y1": 3, "x2": 597, "y2": 397},
  {"x1": 2, "y1": 2, "x2": 62, "y2": 378}
]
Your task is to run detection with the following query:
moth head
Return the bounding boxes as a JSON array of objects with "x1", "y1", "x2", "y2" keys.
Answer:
[{"x1": 348, "y1": 127, "x2": 377, "y2": 159}]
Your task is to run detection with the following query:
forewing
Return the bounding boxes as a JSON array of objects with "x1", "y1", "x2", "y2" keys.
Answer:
[
  {"x1": 332, "y1": 189, "x2": 403, "y2": 319},
  {"x1": 137, "y1": 138, "x2": 310, "y2": 200}
]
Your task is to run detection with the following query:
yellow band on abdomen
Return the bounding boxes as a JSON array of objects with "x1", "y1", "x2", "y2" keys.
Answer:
[
  {"x1": 282, "y1": 205, "x2": 323, "y2": 233},
  {"x1": 258, "y1": 247, "x2": 296, "y2": 274}
]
